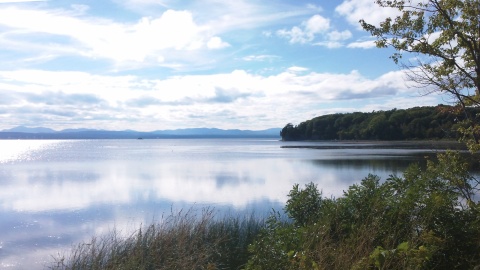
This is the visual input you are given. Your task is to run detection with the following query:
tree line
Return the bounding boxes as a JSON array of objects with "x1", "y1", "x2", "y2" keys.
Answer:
[{"x1": 280, "y1": 105, "x2": 480, "y2": 141}]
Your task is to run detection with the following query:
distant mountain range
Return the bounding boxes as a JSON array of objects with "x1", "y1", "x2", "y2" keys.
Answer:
[{"x1": 0, "y1": 126, "x2": 282, "y2": 139}]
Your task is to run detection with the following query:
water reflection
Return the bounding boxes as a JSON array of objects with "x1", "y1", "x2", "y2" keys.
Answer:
[
  {"x1": 0, "y1": 139, "x2": 446, "y2": 269},
  {"x1": 1, "y1": 159, "x2": 362, "y2": 213},
  {"x1": 310, "y1": 156, "x2": 427, "y2": 174}
]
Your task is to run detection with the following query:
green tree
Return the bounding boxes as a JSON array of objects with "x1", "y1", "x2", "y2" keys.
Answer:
[
  {"x1": 367, "y1": 112, "x2": 388, "y2": 139},
  {"x1": 285, "y1": 182, "x2": 323, "y2": 227},
  {"x1": 360, "y1": 0, "x2": 480, "y2": 149},
  {"x1": 280, "y1": 123, "x2": 299, "y2": 141}
]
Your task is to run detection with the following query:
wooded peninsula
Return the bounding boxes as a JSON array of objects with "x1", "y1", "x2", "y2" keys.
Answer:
[{"x1": 280, "y1": 105, "x2": 480, "y2": 141}]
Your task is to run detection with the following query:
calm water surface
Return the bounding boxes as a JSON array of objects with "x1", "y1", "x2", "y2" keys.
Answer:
[{"x1": 0, "y1": 139, "x2": 438, "y2": 269}]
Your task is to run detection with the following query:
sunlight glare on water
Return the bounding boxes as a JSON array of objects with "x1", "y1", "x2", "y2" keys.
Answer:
[{"x1": 0, "y1": 140, "x2": 60, "y2": 163}]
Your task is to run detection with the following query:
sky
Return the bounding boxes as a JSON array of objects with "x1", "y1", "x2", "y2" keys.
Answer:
[{"x1": 0, "y1": 0, "x2": 445, "y2": 131}]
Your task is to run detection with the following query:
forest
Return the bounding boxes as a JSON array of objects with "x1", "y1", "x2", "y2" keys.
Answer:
[{"x1": 280, "y1": 105, "x2": 480, "y2": 141}]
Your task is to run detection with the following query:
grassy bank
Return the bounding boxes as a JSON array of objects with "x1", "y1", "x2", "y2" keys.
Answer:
[
  {"x1": 48, "y1": 208, "x2": 265, "y2": 270},
  {"x1": 49, "y1": 151, "x2": 480, "y2": 270}
]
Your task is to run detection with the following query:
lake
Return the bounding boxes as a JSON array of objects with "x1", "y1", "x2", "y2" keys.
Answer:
[{"x1": 0, "y1": 139, "x2": 448, "y2": 269}]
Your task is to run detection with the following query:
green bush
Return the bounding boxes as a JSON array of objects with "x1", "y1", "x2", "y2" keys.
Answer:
[
  {"x1": 284, "y1": 182, "x2": 323, "y2": 227},
  {"x1": 246, "y1": 151, "x2": 480, "y2": 270}
]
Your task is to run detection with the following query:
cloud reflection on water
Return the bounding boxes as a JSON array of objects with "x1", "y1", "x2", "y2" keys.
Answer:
[
  {"x1": 0, "y1": 158, "x2": 357, "y2": 212},
  {"x1": 0, "y1": 139, "x2": 428, "y2": 269},
  {"x1": 0, "y1": 140, "x2": 424, "y2": 213}
]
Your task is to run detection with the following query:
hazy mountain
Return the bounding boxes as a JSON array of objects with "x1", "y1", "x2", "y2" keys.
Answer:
[
  {"x1": 0, "y1": 126, "x2": 281, "y2": 139},
  {"x1": 152, "y1": 128, "x2": 281, "y2": 136},
  {"x1": 2, "y1": 126, "x2": 56, "y2": 133},
  {"x1": 60, "y1": 128, "x2": 104, "y2": 133}
]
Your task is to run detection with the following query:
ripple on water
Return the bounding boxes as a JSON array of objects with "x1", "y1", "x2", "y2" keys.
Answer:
[{"x1": 0, "y1": 140, "x2": 62, "y2": 163}]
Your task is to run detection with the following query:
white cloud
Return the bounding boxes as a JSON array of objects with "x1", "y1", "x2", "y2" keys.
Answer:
[
  {"x1": 119, "y1": 0, "x2": 316, "y2": 37},
  {"x1": 262, "y1": 30, "x2": 273, "y2": 37},
  {"x1": 0, "y1": 67, "x2": 440, "y2": 131},
  {"x1": 306, "y1": 3, "x2": 323, "y2": 12},
  {"x1": 207, "y1": 36, "x2": 230, "y2": 49},
  {"x1": 0, "y1": 7, "x2": 229, "y2": 65},
  {"x1": 336, "y1": 0, "x2": 400, "y2": 29},
  {"x1": 120, "y1": 0, "x2": 169, "y2": 6},
  {"x1": 70, "y1": 4, "x2": 89, "y2": 14},
  {"x1": 287, "y1": 66, "x2": 309, "y2": 73},
  {"x1": 242, "y1": 54, "x2": 279, "y2": 62},
  {"x1": 314, "y1": 41, "x2": 343, "y2": 49},
  {"x1": 0, "y1": 0, "x2": 46, "y2": 3},
  {"x1": 305, "y1": 14, "x2": 330, "y2": 34},
  {"x1": 328, "y1": 30, "x2": 352, "y2": 41},
  {"x1": 277, "y1": 14, "x2": 330, "y2": 44},
  {"x1": 277, "y1": 26, "x2": 307, "y2": 43},
  {"x1": 347, "y1": 39, "x2": 377, "y2": 49},
  {"x1": 277, "y1": 14, "x2": 355, "y2": 48},
  {"x1": 362, "y1": 95, "x2": 441, "y2": 112},
  {"x1": 0, "y1": 0, "x2": 441, "y2": 131},
  {"x1": 313, "y1": 30, "x2": 352, "y2": 48},
  {"x1": 0, "y1": 2, "x2": 321, "y2": 70}
]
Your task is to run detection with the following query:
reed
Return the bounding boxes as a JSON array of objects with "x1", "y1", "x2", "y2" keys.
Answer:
[{"x1": 48, "y1": 208, "x2": 265, "y2": 270}]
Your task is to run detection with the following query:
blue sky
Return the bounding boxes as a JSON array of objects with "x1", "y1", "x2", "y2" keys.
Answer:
[{"x1": 0, "y1": 0, "x2": 443, "y2": 131}]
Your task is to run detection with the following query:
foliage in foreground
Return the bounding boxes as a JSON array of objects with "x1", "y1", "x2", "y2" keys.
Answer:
[
  {"x1": 49, "y1": 152, "x2": 480, "y2": 270},
  {"x1": 246, "y1": 151, "x2": 480, "y2": 270},
  {"x1": 48, "y1": 208, "x2": 263, "y2": 270}
]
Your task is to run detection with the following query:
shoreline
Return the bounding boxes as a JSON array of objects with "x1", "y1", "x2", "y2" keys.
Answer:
[{"x1": 280, "y1": 140, "x2": 467, "y2": 150}]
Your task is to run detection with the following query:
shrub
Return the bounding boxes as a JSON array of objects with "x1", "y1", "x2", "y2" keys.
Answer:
[
  {"x1": 246, "y1": 151, "x2": 480, "y2": 269},
  {"x1": 284, "y1": 182, "x2": 322, "y2": 227}
]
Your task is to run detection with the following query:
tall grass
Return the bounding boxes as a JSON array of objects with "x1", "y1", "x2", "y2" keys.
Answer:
[{"x1": 48, "y1": 208, "x2": 265, "y2": 270}]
